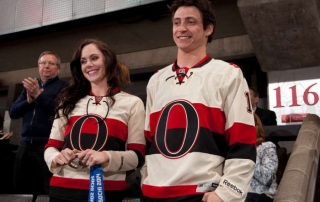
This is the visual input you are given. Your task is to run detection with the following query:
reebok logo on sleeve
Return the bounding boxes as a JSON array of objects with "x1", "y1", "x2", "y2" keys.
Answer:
[{"x1": 221, "y1": 179, "x2": 243, "y2": 195}]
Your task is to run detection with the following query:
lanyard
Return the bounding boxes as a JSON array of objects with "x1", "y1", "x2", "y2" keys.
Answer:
[{"x1": 88, "y1": 165, "x2": 105, "y2": 202}]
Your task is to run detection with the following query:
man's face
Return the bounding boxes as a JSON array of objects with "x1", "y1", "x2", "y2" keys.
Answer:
[
  {"x1": 172, "y1": 6, "x2": 213, "y2": 53},
  {"x1": 38, "y1": 54, "x2": 60, "y2": 80},
  {"x1": 249, "y1": 89, "x2": 259, "y2": 109}
]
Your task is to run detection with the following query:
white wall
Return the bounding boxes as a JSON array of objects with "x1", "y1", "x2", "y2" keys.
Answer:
[{"x1": 268, "y1": 66, "x2": 320, "y2": 125}]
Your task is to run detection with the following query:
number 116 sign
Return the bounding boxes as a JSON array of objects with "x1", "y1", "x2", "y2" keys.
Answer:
[{"x1": 268, "y1": 79, "x2": 320, "y2": 125}]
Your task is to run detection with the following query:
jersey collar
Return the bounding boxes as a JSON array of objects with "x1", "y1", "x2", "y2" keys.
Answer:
[{"x1": 172, "y1": 54, "x2": 212, "y2": 71}]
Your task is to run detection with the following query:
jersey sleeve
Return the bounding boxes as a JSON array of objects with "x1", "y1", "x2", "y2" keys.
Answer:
[
  {"x1": 141, "y1": 74, "x2": 157, "y2": 186},
  {"x1": 214, "y1": 67, "x2": 257, "y2": 202},
  {"x1": 144, "y1": 75, "x2": 156, "y2": 148},
  {"x1": 44, "y1": 113, "x2": 67, "y2": 174}
]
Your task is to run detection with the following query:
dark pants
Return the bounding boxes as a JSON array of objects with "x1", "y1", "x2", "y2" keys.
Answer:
[
  {"x1": 141, "y1": 195, "x2": 203, "y2": 202},
  {"x1": 13, "y1": 141, "x2": 52, "y2": 201},
  {"x1": 0, "y1": 139, "x2": 15, "y2": 194},
  {"x1": 49, "y1": 191, "x2": 124, "y2": 202},
  {"x1": 245, "y1": 193, "x2": 273, "y2": 202}
]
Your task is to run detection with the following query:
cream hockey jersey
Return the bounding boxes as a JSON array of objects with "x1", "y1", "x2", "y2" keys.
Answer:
[
  {"x1": 142, "y1": 55, "x2": 256, "y2": 202},
  {"x1": 44, "y1": 91, "x2": 146, "y2": 201}
]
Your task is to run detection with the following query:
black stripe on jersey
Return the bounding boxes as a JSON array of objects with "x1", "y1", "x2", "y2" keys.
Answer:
[
  {"x1": 226, "y1": 142, "x2": 256, "y2": 162},
  {"x1": 147, "y1": 127, "x2": 229, "y2": 159},
  {"x1": 133, "y1": 149, "x2": 145, "y2": 168},
  {"x1": 64, "y1": 134, "x2": 126, "y2": 152},
  {"x1": 143, "y1": 194, "x2": 203, "y2": 202}
]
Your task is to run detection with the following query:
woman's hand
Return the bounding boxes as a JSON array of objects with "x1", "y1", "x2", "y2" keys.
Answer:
[
  {"x1": 77, "y1": 149, "x2": 109, "y2": 167},
  {"x1": 53, "y1": 148, "x2": 76, "y2": 166}
]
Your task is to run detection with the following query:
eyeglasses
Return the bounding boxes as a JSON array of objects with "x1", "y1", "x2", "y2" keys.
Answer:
[{"x1": 38, "y1": 61, "x2": 57, "y2": 67}]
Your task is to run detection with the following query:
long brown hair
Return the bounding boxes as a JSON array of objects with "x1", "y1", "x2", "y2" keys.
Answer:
[
  {"x1": 55, "y1": 39, "x2": 120, "y2": 122},
  {"x1": 118, "y1": 61, "x2": 131, "y2": 85},
  {"x1": 254, "y1": 114, "x2": 265, "y2": 146}
]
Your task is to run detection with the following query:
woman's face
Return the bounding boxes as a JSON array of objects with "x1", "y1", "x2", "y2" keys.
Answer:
[{"x1": 80, "y1": 43, "x2": 107, "y2": 86}]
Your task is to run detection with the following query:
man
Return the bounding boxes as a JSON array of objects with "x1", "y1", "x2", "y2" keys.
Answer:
[
  {"x1": 249, "y1": 87, "x2": 277, "y2": 126},
  {"x1": 9, "y1": 51, "x2": 68, "y2": 200},
  {"x1": 141, "y1": 0, "x2": 256, "y2": 202}
]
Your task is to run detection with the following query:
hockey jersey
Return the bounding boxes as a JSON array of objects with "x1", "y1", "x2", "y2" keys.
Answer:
[
  {"x1": 142, "y1": 55, "x2": 256, "y2": 202},
  {"x1": 44, "y1": 91, "x2": 146, "y2": 201}
]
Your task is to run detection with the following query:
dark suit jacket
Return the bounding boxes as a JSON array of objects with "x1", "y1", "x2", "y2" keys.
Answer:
[{"x1": 255, "y1": 107, "x2": 277, "y2": 126}]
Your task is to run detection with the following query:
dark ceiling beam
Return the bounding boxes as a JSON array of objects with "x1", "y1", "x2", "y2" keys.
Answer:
[{"x1": 238, "y1": 0, "x2": 320, "y2": 72}]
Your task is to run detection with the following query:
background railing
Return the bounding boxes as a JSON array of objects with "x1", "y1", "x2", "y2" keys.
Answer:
[{"x1": 274, "y1": 114, "x2": 320, "y2": 202}]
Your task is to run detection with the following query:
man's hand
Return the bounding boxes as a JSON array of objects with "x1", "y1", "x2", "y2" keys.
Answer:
[
  {"x1": 202, "y1": 192, "x2": 223, "y2": 202},
  {"x1": 26, "y1": 91, "x2": 34, "y2": 103},
  {"x1": 22, "y1": 77, "x2": 43, "y2": 103},
  {"x1": 0, "y1": 131, "x2": 13, "y2": 140}
]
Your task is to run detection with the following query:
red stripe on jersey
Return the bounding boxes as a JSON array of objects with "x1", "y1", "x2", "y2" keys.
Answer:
[
  {"x1": 144, "y1": 130, "x2": 152, "y2": 142},
  {"x1": 127, "y1": 143, "x2": 146, "y2": 156},
  {"x1": 194, "y1": 104, "x2": 225, "y2": 134},
  {"x1": 50, "y1": 176, "x2": 126, "y2": 190},
  {"x1": 225, "y1": 122, "x2": 256, "y2": 146},
  {"x1": 107, "y1": 119, "x2": 127, "y2": 141},
  {"x1": 66, "y1": 116, "x2": 128, "y2": 141},
  {"x1": 142, "y1": 184, "x2": 202, "y2": 198},
  {"x1": 45, "y1": 139, "x2": 64, "y2": 150},
  {"x1": 149, "y1": 103, "x2": 225, "y2": 139}
]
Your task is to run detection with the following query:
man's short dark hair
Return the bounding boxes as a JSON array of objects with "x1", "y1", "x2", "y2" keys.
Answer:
[{"x1": 169, "y1": 0, "x2": 217, "y2": 43}]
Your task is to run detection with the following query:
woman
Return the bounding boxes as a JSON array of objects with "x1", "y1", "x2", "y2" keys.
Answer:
[
  {"x1": 246, "y1": 114, "x2": 278, "y2": 202},
  {"x1": 44, "y1": 39, "x2": 146, "y2": 202}
]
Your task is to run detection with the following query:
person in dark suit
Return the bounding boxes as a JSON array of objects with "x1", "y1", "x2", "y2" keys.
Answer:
[
  {"x1": 9, "y1": 51, "x2": 68, "y2": 201},
  {"x1": 249, "y1": 87, "x2": 277, "y2": 125}
]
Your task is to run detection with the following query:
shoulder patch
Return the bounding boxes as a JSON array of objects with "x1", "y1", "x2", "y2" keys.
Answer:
[{"x1": 229, "y1": 63, "x2": 240, "y2": 68}]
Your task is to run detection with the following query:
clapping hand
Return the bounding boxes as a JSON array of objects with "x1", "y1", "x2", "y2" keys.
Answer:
[{"x1": 22, "y1": 77, "x2": 43, "y2": 103}]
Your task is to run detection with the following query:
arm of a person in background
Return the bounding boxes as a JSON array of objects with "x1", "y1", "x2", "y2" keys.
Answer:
[
  {"x1": 253, "y1": 142, "x2": 278, "y2": 185},
  {"x1": 22, "y1": 77, "x2": 43, "y2": 103},
  {"x1": 9, "y1": 88, "x2": 33, "y2": 119},
  {"x1": 269, "y1": 111, "x2": 277, "y2": 125},
  {"x1": 0, "y1": 131, "x2": 13, "y2": 140},
  {"x1": 35, "y1": 81, "x2": 68, "y2": 114},
  {"x1": 212, "y1": 67, "x2": 257, "y2": 202}
]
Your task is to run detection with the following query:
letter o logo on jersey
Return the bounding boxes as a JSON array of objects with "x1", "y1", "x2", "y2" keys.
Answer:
[
  {"x1": 70, "y1": 115, "x2": 108, "y2": 151},
  {"x1": 155, "y1": 100, "x2": 199, "y2": 159}
]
